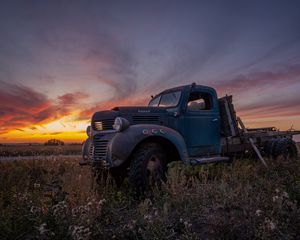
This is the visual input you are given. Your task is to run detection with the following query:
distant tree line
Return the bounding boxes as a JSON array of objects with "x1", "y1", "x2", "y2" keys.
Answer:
[{"x1": 44, "y1": 139, "x2": 65, "y2": 146}]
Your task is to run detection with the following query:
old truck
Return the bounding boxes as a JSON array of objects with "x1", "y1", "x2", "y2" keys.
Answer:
[{"x1": 80, "y1": 83, "x2": 299, "y2": 193}]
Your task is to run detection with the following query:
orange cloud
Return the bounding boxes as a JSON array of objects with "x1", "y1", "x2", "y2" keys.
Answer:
[{"x1": 0, "y1": 81, "x2": 90, "y2": 136}]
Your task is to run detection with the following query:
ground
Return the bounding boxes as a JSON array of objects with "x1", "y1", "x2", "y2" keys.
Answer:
[{"x1": 0, "y1": 145, "x2": 300, "y2": 239}]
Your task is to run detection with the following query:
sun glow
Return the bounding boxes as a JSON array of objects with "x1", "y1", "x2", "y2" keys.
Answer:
[{"x1": 0, "y1": 114, "x2": 90, "y2": 143}]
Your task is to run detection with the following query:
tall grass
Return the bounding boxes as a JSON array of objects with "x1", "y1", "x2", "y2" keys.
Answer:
[{"x1": 0, "y1": 157, "x2": 299, "y2": 239}]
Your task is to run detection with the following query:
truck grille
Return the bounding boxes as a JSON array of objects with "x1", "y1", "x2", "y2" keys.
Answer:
[
  {"x1": 92, "y1": 119, "x2": 114, "y2": 131},
  {"x1": 93, "y1": 135, "x2": 108, "y2": 162},
  {"x1": 89, "y1": 144, "x2": 94, "y2": 159},
  {"x1": 132, "y1": 116, "x2": 160, "y2": 124}
]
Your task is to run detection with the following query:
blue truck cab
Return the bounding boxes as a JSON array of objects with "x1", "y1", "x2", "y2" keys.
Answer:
[{"x1": 81, "y1": 83, "x2": 226, "y2": 192}]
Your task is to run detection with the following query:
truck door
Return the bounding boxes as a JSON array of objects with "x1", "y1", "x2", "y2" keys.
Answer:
[{"x1": 182, "y1": 90, "x2": 221, "y2": 156}]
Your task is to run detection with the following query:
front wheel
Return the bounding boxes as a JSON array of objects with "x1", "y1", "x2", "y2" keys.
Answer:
[{"x1": 129, "y1": 143, "x2": 167, "y2": 196}]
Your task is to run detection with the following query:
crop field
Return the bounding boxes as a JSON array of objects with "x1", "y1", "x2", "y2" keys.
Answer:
[{"x1": 0, "y1": 146, "x2": 300, "y2": 239}]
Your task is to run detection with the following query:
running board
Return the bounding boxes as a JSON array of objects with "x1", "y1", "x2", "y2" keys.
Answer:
[{"x1": 190, "y1": 156, "x2": 230, "y2": 166}]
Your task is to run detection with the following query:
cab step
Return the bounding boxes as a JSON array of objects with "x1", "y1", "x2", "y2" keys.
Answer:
[{"x1": 190, "y1": 156, "x2": 230, "y2": 166}]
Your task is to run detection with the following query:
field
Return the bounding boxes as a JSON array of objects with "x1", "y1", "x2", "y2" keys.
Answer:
[
  {"x1": 0, "y1": 144, "x2": 82, "y2": 157},
  {"x1": 0, "y1": 146, "x2": 300, "y2": 239}
]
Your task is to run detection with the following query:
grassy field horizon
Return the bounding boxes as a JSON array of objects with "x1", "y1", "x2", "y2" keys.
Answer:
[{"x1": 0, "y1": 144, "x2": 300, "y2": 239}]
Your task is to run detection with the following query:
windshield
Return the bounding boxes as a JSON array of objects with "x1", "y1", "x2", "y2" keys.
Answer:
[
  {"x1": 148, "y1": 95, "x2": 161, "y2": 107},
  {"x1": 148, "y1": 91, "x2": 181, "y2": 108}
]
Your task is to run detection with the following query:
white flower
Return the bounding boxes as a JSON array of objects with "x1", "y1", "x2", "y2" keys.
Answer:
[
  {"x1": 38, "y1": 223, "x2": 47, "y2": 235},
  {"x1": 265, "y1": 219, "x2": 276, "y2": 231},
  {"x1": 255, "y1": 209, "x2": 262, "y2": 217},
  {"x1": 272, "y1": 196, "x2": 279, "y2": 202},
  {"x1": 282, "y1": 191, "x2": 289, "y2": 198}
]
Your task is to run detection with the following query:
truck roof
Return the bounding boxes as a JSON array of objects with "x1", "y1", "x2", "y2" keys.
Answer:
[{"x1": 155, "y1": 83, "x2": 216, "y2": 97}]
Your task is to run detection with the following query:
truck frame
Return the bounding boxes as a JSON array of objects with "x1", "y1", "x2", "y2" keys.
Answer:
[{"x1": 81, "y1": 83, "x2": 299, "y2": 194}]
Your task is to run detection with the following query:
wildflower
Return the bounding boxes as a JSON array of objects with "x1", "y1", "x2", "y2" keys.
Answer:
[
  {"x1": 282, "y1": 191, "x2": 289, "y2": 198},
  {"x1": 99, "y1": 199, "x2": 106, "y2": 205},
  {"x1": 265, "y1": 219, "x2": 276, "y2": 231},
  {"x1": 38, "y1": 223, "x2": 47, "y2": 235},
  {"x1": 144, "y1": 214, "x2": 153, "y2": 222},
  {"x1": 69, "y1": 225, "x2": 91, "y2": 240},
  {"x1": 255, "y1": 209, "x2": 262, "y2": 217},
  {"x1": 30, "y1": 206, "x2": 41, "y2": 215},
  {"x1": 272, "y1": 196, "x2": 279, "y2": 202}
]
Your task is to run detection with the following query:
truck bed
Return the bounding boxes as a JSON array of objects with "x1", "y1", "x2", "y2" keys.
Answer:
[{"x1": 218, "y1": 96, "x2": 300, "y2": 154}]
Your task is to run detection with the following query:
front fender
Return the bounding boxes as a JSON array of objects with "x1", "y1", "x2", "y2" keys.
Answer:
[{"x1": 107, "y1": 124, "x2": 189, "y2": 167}]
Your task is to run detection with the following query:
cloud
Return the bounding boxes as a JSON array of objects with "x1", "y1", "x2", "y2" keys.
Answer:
[
  {"x1": 78, "y1": 96, "x2": 148, "y2": 120},
  {"x1": 0, "y1": 81, "x2": 54, "y2": 132},
  {"x1": 214, "y1": 64, "x2": 300, "y2": 93},
  {"x1": 0, "y1": 81, "x2": 90, "y2": 133},
  {"x1": 212, "y1": 64, "x2": 300, "y2": 120},
  {"x1": 82, "y1": 37, "x2": 138, "y2": 101},
  {"x1": 15, "y1": 128, "x2": 24, "y2": 132},
  {"x1": 58, "y1": 92, "x2": 89, "y2": 106},
  {"x1": 41, "y1": 131, "x2": 63, "y2": 135}
]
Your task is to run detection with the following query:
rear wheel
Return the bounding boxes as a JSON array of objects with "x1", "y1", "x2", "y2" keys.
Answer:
[
  {"x1": 273, "y1": 138, "x2": 298, "y2": 161},
  {"x1": 129, "y1": 143, "x2": 167, "y2": 196}
]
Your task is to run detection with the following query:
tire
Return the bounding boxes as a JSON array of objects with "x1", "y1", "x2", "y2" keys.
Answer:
[
  {"x1": 272, "y1": 138, "x2": 298, "y2": 161},
  {"x1": 129, "y1": 143, "x2": 167, "y2": 196}
]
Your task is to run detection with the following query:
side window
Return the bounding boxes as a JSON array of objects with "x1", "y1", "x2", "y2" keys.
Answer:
[{"x1": 187, "y1": 92, "x2": 212, "y2": 111}]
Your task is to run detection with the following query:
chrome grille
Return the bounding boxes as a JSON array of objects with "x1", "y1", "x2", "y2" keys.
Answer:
[
  {"x1": 132, "y1": 115, "x2": 160, "y2": 124},
  {"x1": 93, "y1": 135, "x2": 108, "y2": 162},
  {"x1": 92, "y1": 119, "x2": 114, "y2": 131}
]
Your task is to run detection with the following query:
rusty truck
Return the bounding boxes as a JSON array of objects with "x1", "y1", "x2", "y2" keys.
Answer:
[{"x1": 80, "y1": 83, "x2": 299, "y2": 194}]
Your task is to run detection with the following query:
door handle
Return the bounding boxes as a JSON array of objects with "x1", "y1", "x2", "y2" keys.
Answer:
[{"x1": 212, "y1": 118, "x2": 218, "y2": 122}]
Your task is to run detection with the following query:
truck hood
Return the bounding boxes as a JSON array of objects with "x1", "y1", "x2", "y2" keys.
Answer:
[
  {"x1": 92, "y1": 106, "x2": 169, "y2": 126},
  {"x1": 92, "y1": 106, "x2": 169, "y2": 119},
  {"x1": 112, "y1": 106, "x2": 168, "y2": 114}
]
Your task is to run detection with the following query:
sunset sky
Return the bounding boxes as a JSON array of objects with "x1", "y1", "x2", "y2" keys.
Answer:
[{"x1": 1, "y1": 0, "x2": 300, "y2": 143}]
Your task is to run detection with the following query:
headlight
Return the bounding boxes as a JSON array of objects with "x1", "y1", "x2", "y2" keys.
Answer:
[
  {"x1": 86, "y1": 126, "x2": 91, "y2": 137},
  {"x1": 113, "y1": 117, "x2": 130, "y2": 132}
]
